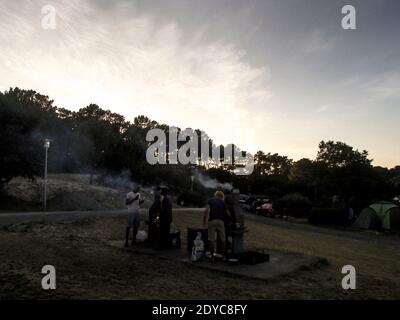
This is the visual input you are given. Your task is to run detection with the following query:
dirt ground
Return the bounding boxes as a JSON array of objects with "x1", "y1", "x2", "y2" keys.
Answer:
[{"x1": 0, "y1": 210, "x2": 399, "y2": 299}]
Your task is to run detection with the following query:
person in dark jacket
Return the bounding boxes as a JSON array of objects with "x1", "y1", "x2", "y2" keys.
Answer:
[
  {"x1": 224, "y1": 189, "x2": 237, "y2": 229},
  {"x1": 158, "y1": 186, "x2": 172, "y2": 249},
  {"x1": 148, "y1": 187, "x2": 162, "y2": 246},
  {"x1": 223, "y1": 189, "x2": 237, "y2": 251}
]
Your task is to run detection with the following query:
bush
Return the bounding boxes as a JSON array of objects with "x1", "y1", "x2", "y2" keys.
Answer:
[
  {"x1": 176, "y1": 191, "x2": 207, "y2": 208},
  {"x1": 308, "y1": 207, "x2": 349, "y2": 225},
  {"x1": 276, "y1": 193, "x2": 312, "y2": 217}
]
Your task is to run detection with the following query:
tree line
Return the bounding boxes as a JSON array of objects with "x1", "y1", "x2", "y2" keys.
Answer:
[{"x1": 1, "y1": 87, "x2": 399, "y2": 211}]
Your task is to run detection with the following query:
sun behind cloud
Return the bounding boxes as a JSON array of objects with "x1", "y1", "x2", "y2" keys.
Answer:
[{"x1": 0, "y1": 0, "x2": 272, "y2": 149}]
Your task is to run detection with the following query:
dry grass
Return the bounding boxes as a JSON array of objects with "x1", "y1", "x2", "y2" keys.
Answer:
[{"x1": 0, "y1": 210, "x2": 399, "y2": 299}]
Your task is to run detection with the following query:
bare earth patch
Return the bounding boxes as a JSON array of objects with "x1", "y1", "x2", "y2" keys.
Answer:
[{"x1": 0, "y1": 210, "x2": 399, "y2": 299}]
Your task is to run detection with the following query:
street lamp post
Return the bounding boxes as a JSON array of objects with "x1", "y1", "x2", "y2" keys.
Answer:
[{"x1": 43, "y1": 139, "x2": 50, "y2": 211}]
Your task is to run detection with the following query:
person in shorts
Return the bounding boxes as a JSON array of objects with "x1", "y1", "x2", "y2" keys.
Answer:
[
  {"x1": 125, "y1": 185, "x2": 144, "y2": 247},
  {"x1": 203, "y1": 190, "x2": 231, "y2": 259}
]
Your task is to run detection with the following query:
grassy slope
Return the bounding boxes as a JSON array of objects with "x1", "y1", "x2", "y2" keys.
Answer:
[{"x1": 2, "y1": 174, "x2": 155, "y2": 212}]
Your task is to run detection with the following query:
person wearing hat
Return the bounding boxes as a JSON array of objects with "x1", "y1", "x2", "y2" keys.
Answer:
[
  {"x1": 148, "y1": 186, "x2": 162, "y2": 247},
  {"x1": 157, "y1": 186, "x2": 173, "y2": 249}
]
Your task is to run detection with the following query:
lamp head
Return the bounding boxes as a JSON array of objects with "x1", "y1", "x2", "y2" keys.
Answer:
[{"x1": 44, "y1": 139, "x2": 51, "y2": 149}]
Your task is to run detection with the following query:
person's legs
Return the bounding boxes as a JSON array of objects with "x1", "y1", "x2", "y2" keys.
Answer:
[
  {"x1": 147, "y1": 225, "x2": 154, "y2": 246},
  {"x1": 216, "y1": 220, "x2": 226, "y2": 256},
  {"x1": 125, "y1": 227, "x2": 130, "y2": 247},
  {"x1": 159, "y1": 222, "x2": 170, "y2": 249},
  {"x1": 208, "y1": 220, "x2": 217, "y2": 255},
  {"x1": 131, "y1": 212, "x2": 140, "y2": 245},
  {"x1": 224, "y1": 222, "x2": 231, "y2": 251}
]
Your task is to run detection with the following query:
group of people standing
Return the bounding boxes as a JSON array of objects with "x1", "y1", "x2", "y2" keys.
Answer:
[
  {"x1": 125, "y1": 185, "x2": 239, "y2": 258},
  {"x1": 125, "y1": 185, "x2": 172, "y2": 249}
]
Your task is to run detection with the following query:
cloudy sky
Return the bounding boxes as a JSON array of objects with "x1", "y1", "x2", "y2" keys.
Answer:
[{"x1": 1, "y1": 0, "x2": 399, "y2": 167}]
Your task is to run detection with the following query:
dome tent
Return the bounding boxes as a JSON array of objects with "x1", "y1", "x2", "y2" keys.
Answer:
[{"x1": 353, "y1": 201, "x2": 400, "y2": 230}]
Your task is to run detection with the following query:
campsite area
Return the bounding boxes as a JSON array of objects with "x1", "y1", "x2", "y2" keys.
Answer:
[{"x1": 1, "y1": 209, "x2": 399, "y2": 299}]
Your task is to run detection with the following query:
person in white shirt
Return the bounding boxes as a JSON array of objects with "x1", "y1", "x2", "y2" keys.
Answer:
[{"x1": 125, "y1": 185, "x2": 144, "y2": 247}]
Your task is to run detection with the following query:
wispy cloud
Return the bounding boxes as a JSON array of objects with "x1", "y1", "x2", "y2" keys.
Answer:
[
  {"x1": 315, "y1": 104, "x2": 331, "y2": 113},
  {"x1": 342, "y1": 72, "x2": 400, "y2": 100},
  {"x1": 0, "y1": 0, "x2": 272, "y2": 148},
  {"x1": 0, "y1": 0, "x2": 398, "y2": 167},
  {"x1": 364, "y1": 72, "x2": 400, "y2": 99},
  {"x1": 303, "y1": 30, "x2": 336, "y2": 54}
]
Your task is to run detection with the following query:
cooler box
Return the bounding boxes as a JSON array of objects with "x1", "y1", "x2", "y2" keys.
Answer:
[{"x1": 187, "y1": 227, "x2": 208, "y2": 251}]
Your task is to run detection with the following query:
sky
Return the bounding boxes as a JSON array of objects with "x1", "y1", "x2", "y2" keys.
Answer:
[{"x1": 0, "y1": 0, "x2": 399, "y2": 167}]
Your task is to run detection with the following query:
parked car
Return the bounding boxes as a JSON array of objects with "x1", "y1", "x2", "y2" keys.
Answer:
[
  {"x1": 240, "y1": 196, "x2": 255, "y2": 211},
  {"x1": 252, "y1": 198, "x2": 269, "y2": 214},
  {"x1": 256, "y1": 201, "x2": 277, "y2": 217}
]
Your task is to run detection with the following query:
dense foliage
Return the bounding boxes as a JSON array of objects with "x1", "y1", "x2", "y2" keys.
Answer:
[{"x1": 1, "y1": 87, "x2": 399, "y2": 211}]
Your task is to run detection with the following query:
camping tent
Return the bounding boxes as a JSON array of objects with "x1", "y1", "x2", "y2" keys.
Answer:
[{"x1": 353, "y1": 201, "x2": 400, "y2": 230}]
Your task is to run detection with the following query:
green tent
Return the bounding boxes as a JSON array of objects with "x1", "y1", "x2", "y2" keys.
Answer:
[{"x1": 353, "y1": 201, "x2": 400, "y2": 230}]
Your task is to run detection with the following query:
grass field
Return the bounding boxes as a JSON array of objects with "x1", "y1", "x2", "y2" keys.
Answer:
[{"x1": 0, "y1": 209, "x2": 399, "y2": 299}]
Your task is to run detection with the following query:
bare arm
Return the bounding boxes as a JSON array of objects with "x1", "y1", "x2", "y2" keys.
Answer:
[
  {"x1": 138, "y1": 195, "x2": 144, "y2": 205},
  {"x1": 126, "y1": 194, "x2": 139, "y2": 205}
]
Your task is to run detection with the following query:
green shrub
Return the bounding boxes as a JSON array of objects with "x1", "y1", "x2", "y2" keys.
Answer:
[{"x1": 276, "y1": 193, "x2": 312, "y2": 217}]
